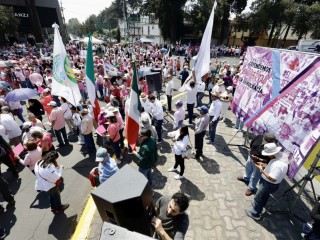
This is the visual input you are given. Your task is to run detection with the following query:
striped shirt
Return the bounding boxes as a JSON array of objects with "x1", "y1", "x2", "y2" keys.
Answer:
[{"x1": 98, "y1": 156, "x2": 119, "y2": 183}]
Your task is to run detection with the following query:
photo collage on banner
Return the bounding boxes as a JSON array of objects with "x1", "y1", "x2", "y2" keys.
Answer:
[{"x1": 233, "y1": 47, "x2": 320, "y2": 179}]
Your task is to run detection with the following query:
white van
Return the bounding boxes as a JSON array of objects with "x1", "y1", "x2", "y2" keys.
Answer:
[{"x1": 297, "y1": 40, "x2": 320, "y2": 54}]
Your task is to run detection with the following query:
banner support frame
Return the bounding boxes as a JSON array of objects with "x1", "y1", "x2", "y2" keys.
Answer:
[{"x1": 266, "y1": 151, "x2": 320, "y2": 222}]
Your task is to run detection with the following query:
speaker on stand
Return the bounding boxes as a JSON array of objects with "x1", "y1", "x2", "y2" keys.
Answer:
[{"x1": 91, "y1": 164, "x2": 155, "y2": 237}]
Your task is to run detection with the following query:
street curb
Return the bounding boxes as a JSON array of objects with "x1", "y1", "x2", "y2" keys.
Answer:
[{"x1": 71, "y1": 196, "x2": 96, "y2": 240}]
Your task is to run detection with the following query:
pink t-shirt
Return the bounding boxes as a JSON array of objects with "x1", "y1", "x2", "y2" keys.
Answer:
[
  {"x1": 107, "y1": 123, "x2": 120, "y2": 142},
  {"x1": 20, "y1": 147, "x2": 42, "y2": 171},
  {"x1": 49, "y1": 107, "x2": 66, "y2": 130}
]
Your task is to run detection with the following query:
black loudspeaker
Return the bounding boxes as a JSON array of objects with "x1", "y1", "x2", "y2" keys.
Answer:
[
  {"x1": 100, "y1": 222, "x2": 153, "y2": 240},
  {"x1": 145, "y1": 72, "x2": 162, "y2": 92},
  {"x1": 91, "y1": 164, "x2": 155, "y2": 237},
  {"x1": 151, "y1": 68, "x2": 162, "y2": 79}
]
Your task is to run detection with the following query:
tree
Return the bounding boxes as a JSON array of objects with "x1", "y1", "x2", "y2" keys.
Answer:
[
  {"x1": 83, "y1": 15, "x2": 97, "y2": 35},
  {"x1": 66, "y1": 18, "x2": 82, "y2": 36},
  {"x1": 0, "y1": 6, "x2": 20, "y2": 43},
  {"x1": 140, "y1": 0, "x2": 187, "y2": 43}
]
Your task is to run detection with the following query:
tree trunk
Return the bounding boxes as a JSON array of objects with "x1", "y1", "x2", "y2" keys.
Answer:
[
  {"x1": 281, "y1": 24, "x2": 291, "y2": 48},
  {"x1": 267, "y1": 20, "x2": 277, "y2": 47}
]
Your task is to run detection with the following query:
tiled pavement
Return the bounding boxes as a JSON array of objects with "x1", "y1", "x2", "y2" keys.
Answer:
[{"x1": 87, "y1": 109, "x2": 313, "y2": 240}]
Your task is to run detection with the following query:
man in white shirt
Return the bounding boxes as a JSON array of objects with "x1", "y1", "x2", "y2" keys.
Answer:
[
  {"x1": 0, "y1": 106, "x2": 22, "y2": 146},
  {"x1": 8, "y1": 101, "x2": 25, "y2": 123},
  {"x1": 140, "y1": 93, "x2": 152, "y2": 114},
  {"x1": 185, "y1": 81, "x2": 197, "y2": 124},
  {"x1": 245, "y1": 143, "x2": 288, "y2": 220},
  {"x1": 173, "y1": 100, "x2": 185, "y2": 130},
  {"x1": 165, "y1": 75, "x2": 174, "y2": 112},
  {"x1": 149, "y1": 95, "x2": 164, "y2": 143},
  {"x1": 207, "y1": 92, "x2": 222, "y2": 144},
  {"x1": 81, "y1": 108, "x2": 96, "y2": 154},
  {"x1": 196, "y1": 78, "x2": 206, "y2": 108}
]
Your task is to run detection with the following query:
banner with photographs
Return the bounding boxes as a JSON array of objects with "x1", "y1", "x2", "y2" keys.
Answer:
[{"x1": 233, "y1": 46, "x2": 320, "y2": 179}]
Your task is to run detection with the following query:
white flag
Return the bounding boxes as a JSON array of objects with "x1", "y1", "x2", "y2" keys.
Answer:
[
  {"x1": 51, "y1": 23, "x2": 81, "y2": 106},
  {"x1": 194, "y1": 1, "x2": 217, "y2": 82}
]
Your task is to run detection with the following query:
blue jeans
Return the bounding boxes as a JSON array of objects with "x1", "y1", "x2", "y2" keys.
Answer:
[
  {"x1": 196, "y1": 92, "x2": 205, "y2": 107},
  {"x1": 209, "y1": 116, "x2": 219, "y2": 142},
  {"x1": 243, "y1": 155, "x2": 261, "y2": 191},
  {"x1": 16, "y1": 108, "x2": 25, "y2": 123},
  {"x1": 187, "y1": 103, "x2": 194, "y2": 124},
  {"x1": 250, "y1": 178, "x2": 280, "y2": 216},
  {"x1": 54, "y1": 127, "x2": 69, "y2": 145},
  {"x1": 139, "y1": 167, "x2": 152, "y2": 186},
  {"x1": 174, "y1": 120, "x2": 183, "y2": 131},
  {"x1": 83, "y1": 132, "x2": 95, "y2": 151},
  {"x1": 97, "y1": 84, "x2": 104, "y2": 98},
  {"x1": 235, "y1": 118, "x2": 244, "y2": 130},
  {"x1": 156, "y1": 119, "x2": 163, "y2": 141}
]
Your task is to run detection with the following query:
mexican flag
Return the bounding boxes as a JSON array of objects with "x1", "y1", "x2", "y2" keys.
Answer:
[
  {"x1": 51, "y1": 23, "x2": 81, "y2": 106},
  {"x1": 85, "y1": 35, "x2": 96, "y2": 107},
  {"x1": 126, "y1": 62, "x2": 141, "y2": 150}
]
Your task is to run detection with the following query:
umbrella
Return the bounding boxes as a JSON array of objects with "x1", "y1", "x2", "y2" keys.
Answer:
[
  {"x1": 29, "y1": 73, "x2": 43, "y2": 86},
  {"x1": 0, "y1": 61, "x2": 13, "y2": 68},
  {"x1": 0, "y1": 81, "x2": 10, "y2": 88},
  {"x1": 160, "y1": 48, "x2": 168, "y2": 53},
  {"x1": 5, "y1": 88, "x2": 37, "y2": 102},
  {"x1": 108, "y1": 70, "x2": 124, "y2": 77},
  {"x1": 138, "y1": 67, "x2": 152, "y2": 77}
]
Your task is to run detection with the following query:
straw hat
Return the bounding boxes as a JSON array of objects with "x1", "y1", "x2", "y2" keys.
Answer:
[{"x1": 217, "y1": 79, "x2": 224, "y2": 86}]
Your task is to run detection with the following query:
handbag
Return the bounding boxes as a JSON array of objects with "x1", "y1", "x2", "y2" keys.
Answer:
[{"x1": 182, "y1": 145, "x2": 192, "y2": 159}]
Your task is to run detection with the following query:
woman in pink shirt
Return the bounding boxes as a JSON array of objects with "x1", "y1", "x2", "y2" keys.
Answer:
[
  {"x1": 106, "y1": 113, "x2": 121, "y2": 164},
  {"x1": 31, "y1": 131, "x2": 54, "y2": 156},
  {"x1": 15, "y1": 141, "x2": 42, "y2": 174}
]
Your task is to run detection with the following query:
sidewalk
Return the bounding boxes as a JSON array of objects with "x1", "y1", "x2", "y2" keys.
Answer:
[{"x1": 84, "y1": 109, "x2": 311, "y2": 240}]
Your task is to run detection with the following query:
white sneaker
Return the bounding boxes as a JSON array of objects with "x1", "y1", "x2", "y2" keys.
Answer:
[
  {"x1": 116, "y1": 159, "x2": 121, "y2": 164},
  {"x1": 174, "y1": 175, "x2": 184, "y2": 180},
  {"x1": 206, "y1": 140, "x2": 214, "y2": 144},
  {"x1": 168, "y1": 167, "x2": 176, "y2": 172},
  {"x1": 77, "y1": 141, "x2": 85, "y2": 145}
]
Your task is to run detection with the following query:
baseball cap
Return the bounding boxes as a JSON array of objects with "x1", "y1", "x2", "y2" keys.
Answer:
[
  {"x1": 175, "y1": 100, "x2": 183, "y2": 107},
  {"x1": 47, "y1": 101, "x2": 57, "y2": 107},
  {"x1": 95, "y1": 148, "x2": 108, "y2": 162},
  {"x1": 1, "y1": 106, "x2": 9, "y2": 112},
  {"x1": 106, "y1": 111, "x2": 114, "y2": 118},
  {"x1": 197, "y1": 106, "x2": 208, "y2": 113},
  {"x1": 43, "y1": 88, "x2": 50, "y2": 93},
  {"x1": 81, "y1": 108, "x2": 89, "y2": 114}
]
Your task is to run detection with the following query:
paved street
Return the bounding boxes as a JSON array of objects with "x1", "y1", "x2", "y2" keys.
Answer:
[{"x1": 0, "y1": 56, "x2": 313, "y2": 239}]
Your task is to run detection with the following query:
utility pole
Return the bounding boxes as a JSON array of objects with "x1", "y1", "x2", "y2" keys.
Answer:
[{"x1": 59, "y1": 0, "x2": 69, "y2": 42}]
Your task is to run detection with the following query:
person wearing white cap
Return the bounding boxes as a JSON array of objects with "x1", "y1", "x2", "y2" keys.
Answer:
[
  {"x1": 207, "y1": 92, "x2": 222, "y2": 144},
  {"x1": 149, "y1": 95, "x2": 164, "y2": 143},
  {"x1": 219, "y1": 86, "x2": 233, "y2": 122},
  {"x1": 80, "y1": 108, "x2": 96, "y2": 154},
  {"x1": 48, "y1": 101, "x2": 69, "y2": 148},
  {"x1": 245, "y1": 143, "x2": 288, "y2": 221},
  {"x1": 165, "y1": 75, "x2": 174, "y2": 112},
  {"x1": 173, "y1": 100, "x2": 185, "y2": 130},
  {"x1": 139, "y1": 93, "x2": 152, "y2": 114}
]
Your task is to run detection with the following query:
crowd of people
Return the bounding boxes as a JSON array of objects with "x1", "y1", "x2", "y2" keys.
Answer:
[{"x1": 0, "y1": 40, "x2": 314, "y2": 240}]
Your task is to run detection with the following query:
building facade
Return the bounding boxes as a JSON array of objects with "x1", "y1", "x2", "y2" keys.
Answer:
[
  {"x1": 118, "y1": 15, "x2": 163, "y2": 44},
  {"x1": 0, "y1": 0, "x2": 67, "y2": 43}
]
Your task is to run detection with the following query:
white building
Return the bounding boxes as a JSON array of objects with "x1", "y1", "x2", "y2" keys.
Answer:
[{"x1": 118, "y1": 15, "x2": 163, "y2": 44}]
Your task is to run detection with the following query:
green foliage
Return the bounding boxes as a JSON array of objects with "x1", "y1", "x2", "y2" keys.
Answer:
[
  {"x1": 66, "y1": 18, "x2": 82, "y2": 36},
  {"x1": 0, "y1": 6, "x2": 20, "y2": 36}
]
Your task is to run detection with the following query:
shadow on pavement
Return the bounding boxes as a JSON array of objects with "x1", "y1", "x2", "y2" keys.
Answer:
[
  {"x1": 156, "y1": 155, "x2": 168, "y2": 166},
  {"x1": 180, "y1": 177, "x2": 205, "y2": 201},
  {"x1": 197, "y1": 156, "x2": 220, "y2": 175},
  {"x1": 55, "y1": 144, "x2": 74, "y2": 157},
  {"x1": 30, "y1": 191, "x2": 50, "y2": 209},
  {"x1": 48, "y1": 213, "x2": 78, "y2": 240},
  {"x1": 248, "y1": 180, "x2": 310, "y2": 240},
  {"x1": 152, "y1": 167, "x2": 167, "y2": 190},
  {"x1": 72, "y1": 156, "x2": 96, "y2": 179}
]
